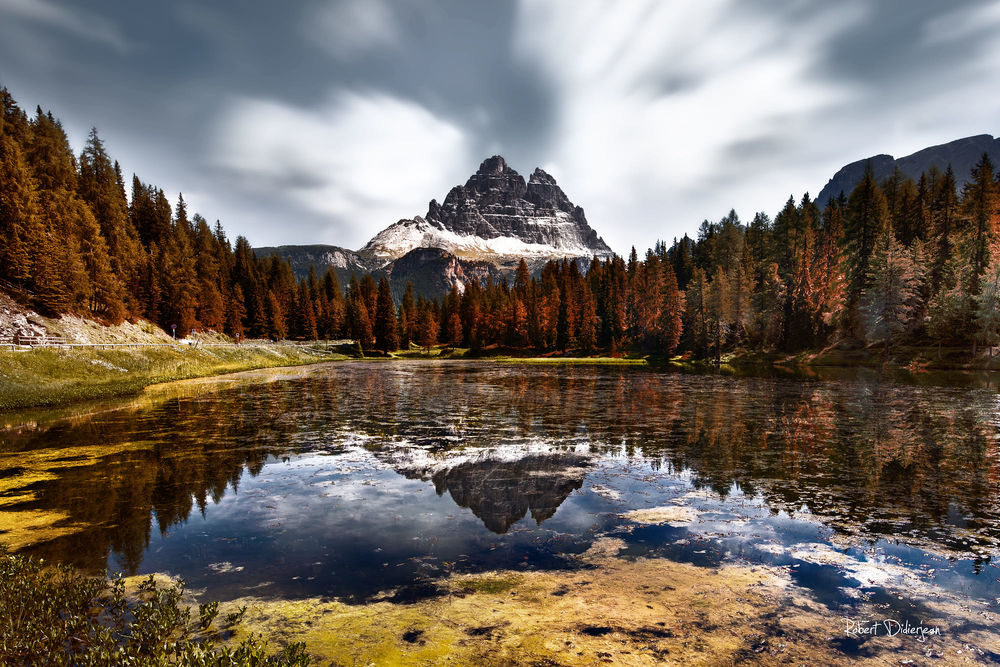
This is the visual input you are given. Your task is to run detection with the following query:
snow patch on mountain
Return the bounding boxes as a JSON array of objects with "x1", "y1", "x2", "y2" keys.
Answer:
[{"x1": 361, "y1": 215, "x2": 600, "y2": 265}]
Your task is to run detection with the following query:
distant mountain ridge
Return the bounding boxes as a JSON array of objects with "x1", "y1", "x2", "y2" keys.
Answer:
[
  {"x1": 816, "y1": 134, "x2": 1000, "y2": 205},
  {"x1": 255, "y1": 156, "x2": 613, "y2": 299}
]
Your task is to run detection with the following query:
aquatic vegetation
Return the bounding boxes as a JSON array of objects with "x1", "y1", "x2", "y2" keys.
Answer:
[
  {"x1": 622, "y1": 506, "x2": 699, "y2": 526},
  {"x1": 0, "y1": 547, "x2": 309, "y2": 666},
  {"x1": 455, "y1": 573, "x2": 523, "y2": 594},
  {"x1": 221, "y1": 547, "x2": 991, "y2": 665}
]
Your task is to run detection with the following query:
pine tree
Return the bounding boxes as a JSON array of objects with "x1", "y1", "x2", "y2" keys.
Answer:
[
  {"x1": 927, "y1": 255, "x2": 972, "y2": 358},
  {"x1": 860, "y1": 227, "x2": 922, "y2": 358},
  {"x1": 78, "y1": 128, "x2": 144, "y2": 315},
  {"x1": 225, "y1": 284, "x2": 247, "y2": 338},
  {"x1": 294, "y1": 281, "x2": 318, "y2": 340},
  {"x1": 975, "y1": 241, "x2": 1000, "y2": 357},
  {"x1": 0, "y1": 92, "x2": 36, "y2": 285},
  {"x1": 962, "y1": 154, "x2": 999, "y2": 288},
  {"x1": 374, "y1": 276, "x2": 398, "y2": 352},
  {"x1": 843, "y1": 163, "x2": 890, "y2": 330},
  {"x1": 266, "y1": 289, "x2": 287, "y2": 340},
  {"x1": 706, "y1": 265, "x2": 732, "y2": 362},
  {"x1": 684, "y1": 267, "x2": 709, "y2": 354},
  {"x1": 577, "y1": 290, "x2": 598, "y2": 353},
  {"x1": 417, "y1": 300, "x2": 440, "y2": 354},
  {"x1": 398, "y1": 282, "x2": 417, "y2": 347},
  {"x1": 659, "y1": 262, "x2": 683, "y2": 354},
  {"x1": 348, "y1": 294, "x2": 375, "y2": 350},
  {"x1": 929, "y1": 166, "x2": 959, "y2": 293}
]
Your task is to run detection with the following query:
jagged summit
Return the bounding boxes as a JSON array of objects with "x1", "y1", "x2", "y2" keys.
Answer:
[{"x1": 360, "y1": 156, "x2": 613, "y2": 265}]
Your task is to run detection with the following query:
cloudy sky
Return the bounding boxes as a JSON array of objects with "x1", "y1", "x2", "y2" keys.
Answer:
[{"x1": 2, "y1": 0, "x2": 998, "y2": 253}]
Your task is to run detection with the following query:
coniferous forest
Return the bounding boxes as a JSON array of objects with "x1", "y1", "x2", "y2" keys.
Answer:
[{"x1": 2, "y1": 88, "x2": 999, "y2": 358}]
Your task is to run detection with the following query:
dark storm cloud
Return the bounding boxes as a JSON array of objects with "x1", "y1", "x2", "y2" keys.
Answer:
[
  {"x1": 812, "y1": 0, "x2": 998, "y2": 89},
  {"x1": 0, "y1": 0, "x2": 996, "y2": 252}
]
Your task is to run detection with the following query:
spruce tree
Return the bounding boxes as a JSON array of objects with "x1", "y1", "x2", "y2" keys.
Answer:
[
  {"x1": 843, "y1": 163, "x2": 890, "y2": 331},
  {"x1": 962, "y1": 154, "x2": 999, "y2": 288},
  {"x1": 0, "y1": 97, "x2": 36, "y2": 285},
  {"x1": 975, "y1": 242, "x2": 1000, "y2": 357},
  {"x1": 374, "y1": 276, "x2": 398, "y2": 352},
  {"x1": 860, "y1": 227, "x2": 922, "y2": 358}
]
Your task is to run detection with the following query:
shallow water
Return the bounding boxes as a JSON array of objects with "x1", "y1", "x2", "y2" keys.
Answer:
[{"x1": 2, "y1": 361, "x2": 1000, "y2": 655}]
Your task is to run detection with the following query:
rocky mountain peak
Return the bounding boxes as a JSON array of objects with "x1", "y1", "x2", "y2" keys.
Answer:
[
  {"x1": 475, "y1": 155, "x2": 512, "y2": 175},
  {"x1": 528, "y1": 167, "x2": 556, "y2": 185},
  {"x1": 360, "y1": 155, "x2": 613, "y2": 265},
  {"x1": 462, "y1": 155, "x2": 527, "y2": 198}
]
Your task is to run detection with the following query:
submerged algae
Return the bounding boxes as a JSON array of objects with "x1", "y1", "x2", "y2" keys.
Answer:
[{"x1": 215, "y1": 545, "x2": 995, "y2": 666}]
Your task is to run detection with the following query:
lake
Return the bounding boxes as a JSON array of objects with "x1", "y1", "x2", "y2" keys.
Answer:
[{"x1": 2, "y1": 361, "x2": 999, "y2": 663}]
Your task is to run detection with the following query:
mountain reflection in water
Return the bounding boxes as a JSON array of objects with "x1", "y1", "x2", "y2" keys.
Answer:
[{"x1": 1, "y1": 361, "x2": 999, "y2": 603}]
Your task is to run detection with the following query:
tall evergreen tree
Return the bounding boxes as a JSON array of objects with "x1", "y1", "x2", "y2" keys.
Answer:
[
  {"x1": 843, "y1": 162, "x2": 890, "y2": 331},
  {"x1": 860, "y1": 227, "x2": 922, "y2": 357},
  {"x1": 374, "y1": 276, "x2": 398, "y2": 352}
]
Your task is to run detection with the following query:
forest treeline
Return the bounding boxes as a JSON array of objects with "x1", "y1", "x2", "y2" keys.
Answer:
[{"x1": 2, "y1": 88, "x2": 999, "y2": 357}]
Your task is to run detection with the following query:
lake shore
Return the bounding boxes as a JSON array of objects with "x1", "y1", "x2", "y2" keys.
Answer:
[
  {"x1": 0, "y1": 343, "x2": 349, "y2": 412},
  {"x1": 6, "y1": 340, "x2": 1000, "y2": 415}
]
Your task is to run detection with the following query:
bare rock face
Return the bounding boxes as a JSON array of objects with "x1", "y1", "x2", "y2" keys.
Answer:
[{"x1": 360, "y1": 156, "x2": 613, "y2": 264}]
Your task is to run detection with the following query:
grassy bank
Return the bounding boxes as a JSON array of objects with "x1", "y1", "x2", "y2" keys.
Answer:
[{"x1": 0, "y1": 345, "x2": 346, "y2": 412}]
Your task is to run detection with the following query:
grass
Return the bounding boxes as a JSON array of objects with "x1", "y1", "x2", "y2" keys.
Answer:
[
  {"x1": 0, "y1": 345, "x2": 346, "y2": 412},
  {"x1": 0, "y1": 547, "x2": 309, "y2": 666}
]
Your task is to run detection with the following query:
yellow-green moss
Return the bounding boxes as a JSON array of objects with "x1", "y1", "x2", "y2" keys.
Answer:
[{"x1": 213, "y1": 544, "x2": 991, "y2": 666}]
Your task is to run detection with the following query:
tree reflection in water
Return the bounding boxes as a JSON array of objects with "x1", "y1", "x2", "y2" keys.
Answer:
[{"x1": 1, "y1": 362, "x2": 998, "y2": 579}]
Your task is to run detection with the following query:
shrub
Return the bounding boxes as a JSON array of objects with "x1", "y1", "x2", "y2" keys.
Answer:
[{"x1": 0, "y1": 547, "x2": 309, "y2": 666}]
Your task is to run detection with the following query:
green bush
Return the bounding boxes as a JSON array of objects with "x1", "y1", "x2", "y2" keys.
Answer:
[{"x1": 0, "y1": 548, "x2": 309, "y2": 666}]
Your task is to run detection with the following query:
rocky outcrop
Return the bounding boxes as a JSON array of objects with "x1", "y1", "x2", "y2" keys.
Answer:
[
  {"x1": 359, "y1": 156, "x2": 613, "y2": 264},
  {"x1": 384, "y1": 247, "x2": 501, "y2": 301},
  {"x1": 816, "y1": 134, "x2": 1000, "y2": 206}
]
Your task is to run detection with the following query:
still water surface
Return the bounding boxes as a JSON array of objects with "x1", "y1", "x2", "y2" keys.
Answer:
[{"x1": 2, "y1": 361, "x2": 1000, "y2": 627}]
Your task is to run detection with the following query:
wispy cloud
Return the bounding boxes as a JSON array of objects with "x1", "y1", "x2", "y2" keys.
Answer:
[
  {"x1": 513, "y1": 0, "x2": 862, "y2": 247},
  {"x1": 0, "y1": 0, "x2": 129, "y2": 52},
  {"x1": 304, "y1": 0, "x2": 402, "y2": 60},
  {"x1": 212, "y1": 90, "x2": 471, "y2": 246}
]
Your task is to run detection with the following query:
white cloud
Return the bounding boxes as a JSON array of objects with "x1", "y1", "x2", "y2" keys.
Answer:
[
  {"x1": 0, "y1": 0, "x2": 129, "y2": 52},
  {"x1": 304, "y1": 0, "x2": 401, "y2": 60},
  {"x1": 513, "y1": 0, "x2": 863, "y2": 250},
  {"x1": 213, "y1": 91, "x2": 471, "y2": 248}
]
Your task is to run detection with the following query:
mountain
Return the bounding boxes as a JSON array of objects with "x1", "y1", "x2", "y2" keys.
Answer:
[
  {"x1": 254, "y1": 156, "x2": 613, "y2": 298},
  {"x1": 252, "y1": 244, "x2": 376, "y2": 285},
  {"x1": 359, "y1": 155, "x2": 612, "y2": 267},
  {"x1": 381, "y1": 445, "x2": 591, "y2": 534},
  {"x1": 816, "y1": 134, "x2": 1000, "y2": 205}
]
